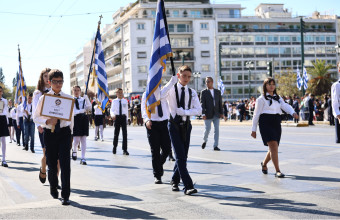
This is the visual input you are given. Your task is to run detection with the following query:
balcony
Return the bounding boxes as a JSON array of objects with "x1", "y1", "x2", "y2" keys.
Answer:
[
  {"x1": 169, "y1": 27, "x2": 193, "y2": 34},
  {"x1": 171, "y1": 42, "x2": 194, "y2": 48},
  {"x1": 218, "y1": 28, "x2": 336, "y2": 33}
]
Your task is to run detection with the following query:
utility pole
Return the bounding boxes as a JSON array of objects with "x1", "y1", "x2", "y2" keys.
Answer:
[{"x1": 300, "y1": 17, "x2": 305, "y2": 96}]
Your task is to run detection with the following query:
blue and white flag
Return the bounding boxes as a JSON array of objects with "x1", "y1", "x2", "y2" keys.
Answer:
[
  {"x1": 218, "y1": 78, "x2": 225, "y2": 95},
  {"x1": 303, "y1": 66, "x2": 308, "y2": 90},
  {"x1": 16, "y1": 49, "x2": 27, "y2": 107},
  {"x1": 145, "y1": 0, "x2": 173, "y2": 118},
  {"x1": 296, "y1": 66, "x2": 302, "y2": 90},
  {"x1": 94, "y1": 29, "x2": 109, "y2": 112}
]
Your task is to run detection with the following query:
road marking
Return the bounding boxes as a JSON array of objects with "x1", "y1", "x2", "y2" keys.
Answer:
[{"x1": 0, "y1": 172, "x2": 35, "y2": 200}]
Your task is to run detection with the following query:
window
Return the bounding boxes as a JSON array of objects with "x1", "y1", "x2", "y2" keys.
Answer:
[
  {"x1": 264, "y1": 25, "x2": 270, "y2": 29},
  {"x1": 191, "y1": 10, "x2": 201, "y2": 18},
  {"x1": 229, "y1": 9, "x2": 240, "y2": 18},
  {"x1": 267, "y1": 48, "x2": 279, "y2": 54},
  {"x1": 137, "y1": 23, "x2": 145, "y2": 30},
  {"x1": 168, "y1": 24, "x2": 174, "y2": 32},
  {"x1": 200, "y1": 37, "x2": 209, "y2": 44},
  {"x1": 138, "y1": 65, "x2": 147, "y2": 73},
  {"x1": 137, "y1": 37, "x2": 146, "y2": 44},
  {"x1": 201, "y1": 51, "x2": 210, "y2": 57},
  {"x1": 177, "y1": 24, "x2": 186, "y2": 32},
  {"x1": 173, "y1": 10, "x2": 179, "y2": 17},
  {"x1": 202, "y1": 64, "x2": 210, "y2": 72},
  {"x1": 151, "y1": 10, "x2": 156, "y2": 18},
  {"x1": 137, "y1": 52, "x2": 147, "y2": 58},
  {"x1": 201, "y1": 23, "x2": 208, "y2": 30},
  {"x1": 123, "y1": 25, "x2": 129, "y2": 34},
  {"x1": 252, "y1": 25, "x2": 259, "y2": 29},
  {"x1": 138, "y1": 80, "x2": 147, "y2": 87},
  {"x1": 255, "y1": 36, "x2": 266, "y2": 42},
  {"x1": 267, "y1": 36, "x2": 278, "y2": 42}
]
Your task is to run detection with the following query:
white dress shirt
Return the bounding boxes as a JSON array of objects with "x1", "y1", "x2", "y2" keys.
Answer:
[
  {"x1": 33, "y1": 90, "x2": 74, "y2": 131},
  {"x1": 167, "y1": 83, "x2": 202, "y2": 120},
  {"x1": 110, "y1": 98, "x2": 128, "y2": 117},
  {"x1": 0, "y1": 97, "x2": 8, "y2": 116},
  {"x1": 16, "y1": 103, "x2": 24, "y2": 121},
  {"x1": 141, "y1": 75, "x2": 177, "y2": 122},
  {"x1": 209, "y1": 89, "x2": 215, "y2": 104},
  {"x1": 252, "y1": 93, "x2": 295, "y2": 132},
  {"x1": 23, "y1": 103, "x2": 33, "y2": 120},
  {"x1": 331, "y1": 81, "x2": 340, "y2": 117},
  {"x1": 94, "y1": 105, "x2": 103, "y2": 115},
  {"x1": 73, "y1": 95, "x2": 91, "y2": 115},
  {"x1": 7, "y1": 106, "x2": 12, "y2": 119},
  {"x1": 10, "y1": 107, "x2": 17, "y2": 119}
]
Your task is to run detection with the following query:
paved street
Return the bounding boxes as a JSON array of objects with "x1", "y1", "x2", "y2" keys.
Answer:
[{"x1": 0, "y1": 123, "x2": 339, "y2": 219}]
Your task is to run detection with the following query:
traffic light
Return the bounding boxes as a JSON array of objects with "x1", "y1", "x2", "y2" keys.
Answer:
[
  {"x1": 300, "y1": 17, "x2": 305, "y2": 33},
  {"x1": 267, "y1": 61, "x2": 272, "y2": 77}
]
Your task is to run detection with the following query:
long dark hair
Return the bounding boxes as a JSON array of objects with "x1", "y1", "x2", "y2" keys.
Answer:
[
  {"x1": 36, "y1": 68, "x2": 51, "y2": 93},
  {"x1": 262, "y1": 77, "x2": 278, "y2": 100}
]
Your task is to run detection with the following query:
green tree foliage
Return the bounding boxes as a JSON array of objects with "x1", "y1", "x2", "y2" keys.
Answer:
[
  {"x1": 0, "y1": 82, "x2": 12, "y2": 99},
  {"x1": 306, "y1": 59, "x2": 334, "y2": 96},
  {"x1": 0, "y1": 68, "x2": 5, "y2": 84},
  {"x1": 275, "y1": 70, "x2": 300, "y2": 97}
]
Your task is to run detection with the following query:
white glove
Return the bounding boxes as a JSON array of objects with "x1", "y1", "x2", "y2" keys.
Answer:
[{"x1": 176, "y1": 107, "x2": 186, "y2": 116}]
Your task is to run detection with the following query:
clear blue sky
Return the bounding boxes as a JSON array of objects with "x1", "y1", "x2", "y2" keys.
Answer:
[{"x1": 1, "y1": 0, "x2": 339, "y2": 93}]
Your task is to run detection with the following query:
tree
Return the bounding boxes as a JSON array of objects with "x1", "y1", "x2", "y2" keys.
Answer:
[
  {"x1": 0, "y1": 82, "x2": 12, "y2": 99},
  {"x1": 0, "y1": 68, "x2": 4, "y2": 84},
  {"x1": 12, "y1": 71, "x2": 18, "y2": 87},
  {"x1": 306, "y1": 59, "x2": 334, "y2": 96},
  {"x1": 275, "y1": 69, "x2": 300, "y2": 97}
]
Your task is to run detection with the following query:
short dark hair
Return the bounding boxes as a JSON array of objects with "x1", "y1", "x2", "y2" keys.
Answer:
[
  {"x1": 0, "y1": 86, "x2": 2, "y2": 91},
  {"x1": 115, "y1": 88, "x2": 123, "y2": 93},
  {"x1": 28, "y1": 93, "x2": 33, "y2": 97},
  {"x1": 205, "y1": 76, "x2": 213, "y2": 82},
  {"x1": 73, "y1": 85, "x2": 81, "y2": 90},
  {"x1": 178, "y1": 65, "x2": 192, "y2": 74},
  {"x1": 48, "y1": 69, "x2": 63, "y2": 81}
]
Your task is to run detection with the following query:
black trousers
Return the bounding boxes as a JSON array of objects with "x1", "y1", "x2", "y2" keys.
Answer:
[
  {"x1": 308, "y1": 110, "x2": 314, "y2": 124},
  {"x1": 329, "y1": 113, "x2": 335, "y2": 126},
  {"x1": 113, "y1": 115, "x2": 127, "y2": 150},
  {"x1": 12, "y1": 120, "x2": 21, "y2": 143},
  {"x1": 146, "y1": 120, "x2": 171, "y2": 178},
  {"x1": 44, "y1": 126, "x2": 71, "y2": 199},
  {"x1": 335, "y1": 119, "x2": 340, "y2": 143},
  {"x1": 168, "y1": 117, "x2": 194, "y2": 189}
]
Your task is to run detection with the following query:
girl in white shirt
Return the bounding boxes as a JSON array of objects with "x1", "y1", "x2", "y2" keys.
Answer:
[
  {"x1": 0, "y1": 86, "x2": 9, "y2": 167},
  {"x1": 251, "y1": 78, "x2": 298, "y2": 178}
]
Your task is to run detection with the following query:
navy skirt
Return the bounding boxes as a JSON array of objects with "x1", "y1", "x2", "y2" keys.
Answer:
[
  {"x1": 73, "y1": 113, "x2": 89, "y2": 136},
  {"x1": 8, "y1": 118, "x2": 13, "y2": 127},
  {"x1": 259, "y1": 114, "x2": 282, "y2": 146},
  {"x1": 0, "y1": 115, "x2": 10, "y2": 137},
  {"x1": 94, "y1": 115, "x2": 104, "y2": 126}
]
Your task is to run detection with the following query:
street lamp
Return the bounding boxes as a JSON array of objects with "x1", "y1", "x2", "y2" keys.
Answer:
[
  {"x1": 193, "y1": 71, "x2": 201, "y2": 91},
  {"x1": 245, "y1": 61, "x2": 254, "y2": 99}
]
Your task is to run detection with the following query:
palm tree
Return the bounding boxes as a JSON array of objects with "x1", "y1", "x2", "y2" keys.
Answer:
[{"x1": 306, "y1": 59, "x2": 334, "y2": 96}]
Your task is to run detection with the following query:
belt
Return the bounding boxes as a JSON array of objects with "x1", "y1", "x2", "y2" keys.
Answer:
[
  {"x1": 151, "y1": 119, "x2": 168, "y2": 123},
  {"x1": 44, "y1": 126, "x2": 70, "y2": 132}
]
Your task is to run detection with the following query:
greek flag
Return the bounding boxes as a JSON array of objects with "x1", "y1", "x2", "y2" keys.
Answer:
[
  {"x1": 218, "y1": 78, "x2": 225, "y2": 95},
  {"x1": 94, "y1": 29, "x2": 109, "y2": 112},
  {"x1": 303, "y1": 66, "x2": 308, "y2": 90},
  {"x1": 296, "y1": 66, "x2": 302, "y2": 90},
  {"x1": 16, "y1": 49, "x2": 27, "y2": 107},
  {"x1": 145, "y1": 0, "x2": 173, "y2": 118}
]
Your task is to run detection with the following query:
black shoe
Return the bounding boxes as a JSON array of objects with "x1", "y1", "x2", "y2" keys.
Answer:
[
  {"x1": 61, "y1": 198, "x2": 70, "y2": 205},
  {"x1": 123, "y1": 150, "x2": 129, "y2": 155},
  {"x1": 171, "y1": 181, "x2": 180, "y2": 191},
  {"x1": 213, "y1": 146, "x2": 220, "y2": 151},
  {"x1": 261, "y1": 162, "x2": 268, "y2": 174},
  {"x1": 31, "y1": 149, "x2": 35, "y2": 153},
  {"x1": 112, "y1": 147, "x2": 117, "y2": 154},
  {"x1": 184, "y1": 188, "x2": 198, "y2": 195},
  {"x1": 57, "y1": 185, "x2": 61, "y2": 190},
  {"x1": 1, "y1": 161, "x2": 8, "y2": 167},
  {"x1": 154, "y1": 177, "x2": 162, "y2": 184},
  {"x1": 72, "y1": 152, "x2": 77, "y2": 161},
  {"x1": 201, "y1": 142, "x2": 206, "y2": 149},
  {"x1": 39, "y1": 167, "x2": 46, "y2": 184},
  {"x1": 50, "y1": 187, "x2": 58, "y2": 199},
  {"x1": 23, "y1": 146, "x2": 28, "y2": 151},
  {"x1": 17, "y1": 143, "x2": 20, "y2": 146},
  {"x1": 9, "y1": 140, "x2": 12, "y2": 143},
  {"x1": 169, "y1": 155, "x2": 175, "y2": 161},
  {"x1": 309, "y1": 123, "x2": 315, "y2": 126},
  {"x1": 275, "y1": 171, "x2": 285, "y2": 178},
  {"x1": 80, "y1": 159, "x2": 87, "y2": 165}
]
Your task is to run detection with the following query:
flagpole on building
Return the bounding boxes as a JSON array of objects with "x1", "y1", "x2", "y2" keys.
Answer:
[
  {"x1": 84, "y1": 15, "x2": 103, "y2": 108},
  {"x1": 160, "y1": 0, "x2": 176, "y2": 76}
]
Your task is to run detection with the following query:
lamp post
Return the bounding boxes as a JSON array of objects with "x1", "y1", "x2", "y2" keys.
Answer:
[
  {"x1": 193, "y1": 71, "x2": 201, "y2": 91},
  {"x1": 245, "y1": 61, "x2": 254, "y2": 99}
]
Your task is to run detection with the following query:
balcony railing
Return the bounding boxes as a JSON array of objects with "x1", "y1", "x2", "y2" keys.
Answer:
[
  {"x1": 169, "y1": 28, "x2": 193, "y2": 33},
  {"x1": 218, "y1": 28, "x2": 336, "y2": 33},
  {"x1": 171, "y1": 42, "x2": 194, "y2": 47}
]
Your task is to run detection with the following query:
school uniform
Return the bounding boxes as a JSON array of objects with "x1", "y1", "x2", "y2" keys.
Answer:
[
  {"x1": 167, "y1": 83, "x2": 202, "y2": 193},
  {"x1": 7, "y1": 106, "x2": 13, "y2": 128},
  {"x1": 252, "y1": 93, "x2": 295, "y2": 146},
  {"x1": 33, "y1": 90, "x2": 73, "y2": 201},
  {"x1": 16, "y1": 103, "x2": 25, "y2": 146},
  {"x1": 0, "y1": 97, "x2": 9, "y2": 166},
  {"x1": 10, "y1": 107, "x2": 19, "y2": 143},
  {"x1": 23, "y1": 103, "x2": 35, "y2": 151},
  {"x1": 94, "y1": 104, "x2": 104, "y2": 141},
  {"x1": 141, "y1": 75, "x2": 177, "y2": 182},
  {"x1": 331, "y1": 80, "x2": 340, "y2": 143},
  {"x1": 110, "y1": 98, "x2": 128, "y2": 154},
  {"x1": 72, "y1": 95, "x2": 91, "y2": 163},
  {"x1": 33, "y1": 89, "x2": 50, "y2": 149}
]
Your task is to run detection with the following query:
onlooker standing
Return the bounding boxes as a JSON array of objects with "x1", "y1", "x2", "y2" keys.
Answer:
[
  {"x1": 292, "y1": 97, "x2": 300, "y2": 123},
  {"x1": 23, "y1": 93, "x2": 35, "y2": 153},
  {"x1": 331, "y1": 61, "x2": 340, "y2": 142},
  {"x1": 223, "y1": 101, "x2": 229, "y2": 121},
  {"x1": 328, "y1": 94, "x2": 335, "y2": 126},
  {"x1": 308, "y1": 94, "x2": 315, "y2": 125},
  {"x1": 237, "y1": 100, "x2": 246, "y2": 122}
]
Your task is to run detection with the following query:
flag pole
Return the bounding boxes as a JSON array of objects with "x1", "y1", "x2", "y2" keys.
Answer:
[
  {"x1": 84, "y1": 15, "x2": 102, "y2": 108},
  {"x1": 160, "y1": 0, "x2": 176, "y2": 76}
]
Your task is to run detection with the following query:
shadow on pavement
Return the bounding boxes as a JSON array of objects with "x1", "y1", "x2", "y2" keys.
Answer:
[
  {"x1": 87, "y1": 164, "x2": 140, "y2": 170},
  {"x1": 7, "y1": 160, "x2": 38, "y2": 165},
  {"x1": 83, "y1": 157, "x2": 110, "y2": 162},
  {"x1": 198, "y1": 184, "x2": 265, "y2": 196},
  {"x1": 288, "y1": 175, "x2": 340, "y2": 182},
  {"x1": 72, "y1": 188, "x2": 142, "y2": 201},
  {"x1": 71, "y1": 202, "x2": 162, "y2": 219},
  {"x1": 222, "y1": 150, "x2": 268, "y2": 153},
  {"x1": 188, "y1": 160, "x2": 231, "y2": 165},
  {"x1": 8, "y1": 166, "x2": 39, "y2": 172}
]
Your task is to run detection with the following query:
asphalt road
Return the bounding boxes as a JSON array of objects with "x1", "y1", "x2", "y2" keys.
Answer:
[{"x1": 0, "y1": 123, "x2": 339, "y2": 219}]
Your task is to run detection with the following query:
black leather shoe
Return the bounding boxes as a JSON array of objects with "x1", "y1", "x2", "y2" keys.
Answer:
[
  {"x1": 112, "y1": 147, "x2": 117, "y2": 154},
  {"x1": 171, "y1": 182, "x2": 180, "y2": 191},
  {"x1": 80, "y1": 159, "x2": 87, "y2": 165},
  {"x1": 61, "y1": 198, "x2": 70, "y2": 205},
  {"x1": 123, "y1": 151, "x2": 129, "y2": 155},
  {"x1": 261, "y1": 162, "x2": 268, "y2": 174},
  {"x1": 184, "y1": 188, "x2": 198, "y2": 195},
  {"x1": 72, "y1": 152, "x2": 77, "y2": 161},
  {"x1": 31, "y1": 149, "x2": 35, "y2": 153},
  {"x1": 201, "y1": 142, "x2": 206, "y2": 149},
  {"x1": 154, "y1": 177, "x2": 162, "y2": 184},
  {"x1": 50, "y1": 187, "x2": 58, "y2": 199},
  {"x1": 213, "y1": 146, "x2": 220, "y2": 151},
  {"x1": 17, "y1": 143, "x2": 20, "y2": 146},
  {"x1": 57, "y1": 185, "x2": 61, "y2": 190},
  {"x1": 39, "y1": 167, "x2": 46, "y2": 184},
  {"x1": 1, "y1": 161, "x2": 8, "y2": 167},
  {"x1": 275, "y1": 171, "x2": 285, "y2": 178},
  {"x1": 23, "y1": 146, "x2": 28, "y2": 151}
]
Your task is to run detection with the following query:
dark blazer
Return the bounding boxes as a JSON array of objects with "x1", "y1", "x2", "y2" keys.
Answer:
[{"x1": 200, "y1": 88, "x2": 223, "y2": 119}]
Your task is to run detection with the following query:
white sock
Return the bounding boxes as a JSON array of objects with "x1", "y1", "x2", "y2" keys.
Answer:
[
  {"x1": 80, "y1": 136, "x2": 87, "y2": 159},
  {"x1": 99, "y1": 125, "x2": 103, "y2": 139},
  {"x1": 73, "y1": 136, "x2": 81, "y2": 153},
  {"x1": 1, "y1": 137, "x2": 6, "y2": 161}
]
